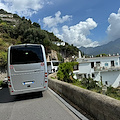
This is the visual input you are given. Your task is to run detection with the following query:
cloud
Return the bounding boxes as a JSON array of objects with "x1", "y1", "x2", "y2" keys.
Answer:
[
  {"x1": 43, "y1": 11, "x2": 98, "y2": 47},
  {"x1": 0, "y1": 0, "x2": 51, "y2": 17},
  {"x1": 107, "y1": 8, "x2": 120, "y2": 41},
  {"x1": 51, "y1": 27, "x2": 59, "y2": 34},
  {"x1": 56, "y1": 18, "x2": 98, "y2": 47},
  {"x1": 43, "y1": 11, "x2": 72, "y2": 28}
]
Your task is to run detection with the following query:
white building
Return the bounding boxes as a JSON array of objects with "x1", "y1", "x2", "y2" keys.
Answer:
[
  {"x1": 52, "y1": 41, "x2": 65, "y2": 46},
  {"x1": 74, "y1": 53, "x2": 120, "y2": 88},
  {"x1": 0, "y1": 14, "x2": 13, "y2": 18}
]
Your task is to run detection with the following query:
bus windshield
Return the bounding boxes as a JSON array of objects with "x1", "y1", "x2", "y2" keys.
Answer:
[
  {"x1": 53, "y1": 62, "x2": 59, "y2": 66},
  {"x1": 10, "y1": 45, "x2": 44, "y2": 65}
]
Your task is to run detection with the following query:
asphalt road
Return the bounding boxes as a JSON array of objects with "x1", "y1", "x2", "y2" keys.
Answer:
[{"x1": 0, "y1": 87, "x2": 80, "y2": 120}]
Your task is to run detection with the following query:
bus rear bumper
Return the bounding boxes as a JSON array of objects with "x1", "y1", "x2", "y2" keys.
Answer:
[{"x1": 9, "y1": 87, "x2": 48, "y2": 96}]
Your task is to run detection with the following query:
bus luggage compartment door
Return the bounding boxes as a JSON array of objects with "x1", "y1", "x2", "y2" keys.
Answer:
[{"x1": 10, "y1": 64, "x2": 44, "y2": 91}]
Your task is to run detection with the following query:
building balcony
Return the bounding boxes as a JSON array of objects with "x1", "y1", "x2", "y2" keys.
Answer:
[{"x1": 94, "y1": 66, "x2": 120, "y2": 72}]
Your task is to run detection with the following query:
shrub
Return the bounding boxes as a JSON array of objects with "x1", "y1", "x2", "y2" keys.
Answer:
[
  {"x1": 106, "y1": 86, "x2": 118, "y2": 97},
  {"x1": 81, "y1": 77, "x2": 100, "y2": 90},
  {"x1": 57, "y1": 62, "x2": 78, "y2": 83}
]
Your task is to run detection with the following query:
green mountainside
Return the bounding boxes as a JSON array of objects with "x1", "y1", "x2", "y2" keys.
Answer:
[{"x1": 0, "y1": 9, "x2": 79, "y2": 67}]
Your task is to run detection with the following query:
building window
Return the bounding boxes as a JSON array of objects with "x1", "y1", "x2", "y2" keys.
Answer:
[
  {"x1": 88, "y1": 74, "x2": 90, "y2": 78},
  {"x1": 84, "y1": 74, "x2": 86, "y2": 78},
  {"x1": 105, "y1": 81, "x2": 108, "y2": 85},
  {"x1": 111, "y1": 61, "x2": 114, "y2": 67},
  {"x1": 116, "y1": 62, "x2": 118, "y2": 66},
  {"x1": 105, "y1": 63, "x2": 108, "y2": 66},
  {"x1": 92, "y1": 73, "x2": 95, "y2": 78},
  {"x1": 91, "y1": 62, "x2": 94, "y2": 68},
  {"x1": 78, "y1": 74, "x2": 83, "y2": 79},
  {"x1": 96, "y1": 61, "x2": 100, "y2": 67},
  {"x1": 73, "y1": 64, "x2": 78, "y2": 70}
]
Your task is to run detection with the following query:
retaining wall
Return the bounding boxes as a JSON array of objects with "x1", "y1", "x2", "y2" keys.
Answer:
[{"x1": 48, "y1": 74, "x2": 120, "y2": 120}]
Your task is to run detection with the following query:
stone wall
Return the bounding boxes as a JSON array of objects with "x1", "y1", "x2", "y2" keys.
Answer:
[{"x1": 48, "y1": 73, "x2": 120, "y2": 120}]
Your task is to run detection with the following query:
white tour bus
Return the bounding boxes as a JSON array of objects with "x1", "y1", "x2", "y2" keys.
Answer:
[
  {"x1": 7, "y1": 44, "x2": 48, "y2": 95},
  {"x1": 47, "y1": 61, "x2": 60, "y2": 74}
]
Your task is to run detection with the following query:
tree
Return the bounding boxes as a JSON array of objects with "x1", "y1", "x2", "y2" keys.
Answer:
[
  {"x1": 81, "y1": 78, "x2": 99, "y2": 90},
  {"x1": 13, "y1": 19, "x2": 31, "y2": 39},
  {"x1": 96, "y1": 53, "x2": 107, "y2": 57},
  {"x1": 0, "y1": 9, "x2": 7, "y2": 14},
  {"x1": 0, "y1": 51, "x2": 7, "y2": 67},
  {"x1": 33, "y1": 22, "x2": 41, "y2": 28},
  {"x1": 13, "y1": 14, "x2": 21, "y2": 19},
  {"x1": 0, "y1": 18, "x2": 2, "y2": 23},
  {"x1": 57, "y1": 62, "x2": 78, "y2": 83}
]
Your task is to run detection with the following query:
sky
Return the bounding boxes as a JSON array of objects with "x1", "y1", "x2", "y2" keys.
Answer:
[{"x1": 0, "y1": 0, "x2": 120, "y2": 48}]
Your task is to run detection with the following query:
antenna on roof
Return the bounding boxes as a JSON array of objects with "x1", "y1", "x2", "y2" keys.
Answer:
[{"x1": 79, "y1": 51, "x2": 82, "y2": 58}]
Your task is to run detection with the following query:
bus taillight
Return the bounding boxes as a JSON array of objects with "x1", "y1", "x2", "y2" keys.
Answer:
[
  {"x1": 8, "y1": 76, "x2": 10, "y2": 81},
  {"x1": 45, "y1": 72, "x2": 47, "y2": 78}
]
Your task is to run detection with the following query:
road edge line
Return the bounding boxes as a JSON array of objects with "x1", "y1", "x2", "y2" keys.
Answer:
[{"x1": 48, "y1": 87, "x2": 89, "y2": 120}]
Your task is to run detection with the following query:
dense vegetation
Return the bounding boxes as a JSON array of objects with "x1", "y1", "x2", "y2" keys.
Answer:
[
  {"x1": 0, "y1": 9, "x2": 79, "y2": 67},
  {"x1": 73, "y1": 78, "x2": 120, "y2": 100}
]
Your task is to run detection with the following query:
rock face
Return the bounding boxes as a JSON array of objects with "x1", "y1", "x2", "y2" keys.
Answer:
[{"x1": 46, "y1": 50, "x2": 58, "y2": 61}]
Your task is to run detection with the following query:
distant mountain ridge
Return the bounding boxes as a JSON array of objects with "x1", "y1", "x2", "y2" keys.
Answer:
[{"x1": 80, "y1": 38, "x2": 120, "y2": 55}]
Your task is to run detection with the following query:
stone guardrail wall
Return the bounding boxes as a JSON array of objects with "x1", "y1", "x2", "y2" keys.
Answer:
[{"x1": 48, "y1": 73, "x2": 120, "y2": 120}]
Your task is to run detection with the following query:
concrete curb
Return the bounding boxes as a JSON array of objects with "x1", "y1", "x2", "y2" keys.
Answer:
[{"x1": 48, "y1": 73, "x2": 120, "y2": 120}]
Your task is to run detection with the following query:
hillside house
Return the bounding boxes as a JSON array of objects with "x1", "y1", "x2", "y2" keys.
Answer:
[
  {"x1": 0, "y1": 13, "x2": 17, "y2": 23},
  {"x1": 52, "y1": 41, "x2": 65, "y2": 46},
  {"x1": 74, "y1": 52, "x2": 120, "y2": 88},
  {"x1": 0, "y1": 14, "x2": 13, "y2": 18}
]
